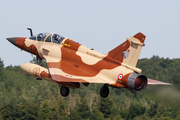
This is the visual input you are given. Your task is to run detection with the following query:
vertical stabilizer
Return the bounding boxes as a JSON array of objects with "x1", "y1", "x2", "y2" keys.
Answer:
[{"x1": 106, "y1": 32, "x2": 146, "y2": 67}]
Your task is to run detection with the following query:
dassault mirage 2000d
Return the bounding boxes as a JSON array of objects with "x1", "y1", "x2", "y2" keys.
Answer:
[{"x1": 7, "y1": 28, "x2": 172, "y2": 98}]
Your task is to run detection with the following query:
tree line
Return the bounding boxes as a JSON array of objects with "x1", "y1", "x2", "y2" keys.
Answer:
[{"x1": 0, "y1": 56, "x2": 180, "y2": 120}]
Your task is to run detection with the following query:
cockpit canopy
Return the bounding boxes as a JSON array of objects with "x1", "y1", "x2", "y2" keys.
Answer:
[{"x1": 29, "y1": 33, "x2": 65, "y2": 44}]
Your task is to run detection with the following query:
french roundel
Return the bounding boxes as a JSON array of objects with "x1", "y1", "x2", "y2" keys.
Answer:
[{"x1": 118, "y1": 73, "x2": 123, "y2": 80}]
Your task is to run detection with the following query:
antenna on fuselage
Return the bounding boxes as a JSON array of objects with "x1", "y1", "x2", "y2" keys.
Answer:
[{"x1": 27, "y1": 28, "x2": 33, "y2": 36}]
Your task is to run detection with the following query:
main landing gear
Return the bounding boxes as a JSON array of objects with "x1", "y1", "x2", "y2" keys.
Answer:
[
  {"x1": 60, "y1": 86, "x2": 70, "y2": 97},
  {"x1": 59, "y1": 84, "x2": 109, "y2": 98},
  {"x1": 100, "y1": 84, "x2": 109, "y2": 98}
]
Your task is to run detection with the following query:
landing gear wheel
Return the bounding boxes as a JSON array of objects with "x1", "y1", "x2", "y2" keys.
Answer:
[
  {"x1": 60, "y1": 86, "x2": 69, "y2": 97},
  {"x1": 36, "y1": 77, "x2": 42, "y2": 80},
  {"x1": 100, "y1": 84, "x2": 109, "y2": 98}
]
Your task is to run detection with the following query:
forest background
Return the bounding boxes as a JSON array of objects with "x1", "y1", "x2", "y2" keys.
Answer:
[{"x1": 0, "y1": 56, "x2": 180, "y2": 120}]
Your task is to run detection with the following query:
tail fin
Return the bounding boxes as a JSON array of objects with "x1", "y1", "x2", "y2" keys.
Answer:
[{"x1": 105, "y1": 32, "x2": 146, "y2": 67}]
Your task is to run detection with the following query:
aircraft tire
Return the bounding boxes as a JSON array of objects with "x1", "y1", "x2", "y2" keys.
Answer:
[
  {"x1": 100, "y1": 84, "x2": 109, "y2": 98},
  {"x1": 60, "y1": 86, "x2": 69, "y2": 97}
]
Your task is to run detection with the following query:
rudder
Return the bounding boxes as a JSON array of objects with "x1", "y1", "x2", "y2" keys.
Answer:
[{"x1": 105, "y1": 32, "x2": 146, "y2": 67}]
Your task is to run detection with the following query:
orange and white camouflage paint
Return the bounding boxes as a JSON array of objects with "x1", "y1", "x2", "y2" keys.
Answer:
[{"x1": 7, "y1": 30, "x2": 172, "y2": 98}]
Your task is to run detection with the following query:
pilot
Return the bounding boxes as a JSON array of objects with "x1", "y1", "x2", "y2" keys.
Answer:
[
  {"x1": 42, "y1": 34, "x2": 47, "y2": 40},
  {"x1": 37, "y1": 33, "x2": 43, "y2": 41},
  {"x1": 52, "y1": 34, "x2": 60, "y2": 44}
]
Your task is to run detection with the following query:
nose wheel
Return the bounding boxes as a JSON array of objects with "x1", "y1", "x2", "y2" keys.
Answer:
[
  {"x1": 100, "y1": 84, "x2": 109, "y2": 98},
  {"x1": 60, "y1": 86, "x2": 69, "y2": 97}
]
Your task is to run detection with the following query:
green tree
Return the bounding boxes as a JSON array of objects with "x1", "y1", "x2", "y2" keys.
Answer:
[
  {"x1": 1, "y1": 56, "x2": 180, "y2": 120},
  {"x1": 147, "y1": 101, "x2": 158, "y2": 118},
  {"x1": 0, "y1": 58, "x2": 4, "y2": 81},
  {"x1": 126, "y1": 103, "x2": 146, "y2": 120},
  {"x1": 0, "y1": 104, "x2": 38, "y2": 120},
  {"x1": 90, "y1": 103, "x2": 103, "y2": 120},
  {"x1": 69, "y1": 99, "x2": 90, "y2": 120},
  {"x1": 0, "y1": 114, "x2": 2, "y2": 120},
  {"x1": 38, "y1": 101, "x2": 51, "y2": 119},
  {"x1": 98, "y1": 98, "x2": 114, "y2": 118},
  {"x1": 77, "y1": 99, "x2": 90, "y2": 119},
  {"x1": 58, "y1": 100, "x2": 68, "y2": 119}
]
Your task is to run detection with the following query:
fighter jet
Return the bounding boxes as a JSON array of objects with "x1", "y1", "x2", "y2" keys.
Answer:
[{"x1": 6, "y1": 28, "x2": 172, "y2": 98}]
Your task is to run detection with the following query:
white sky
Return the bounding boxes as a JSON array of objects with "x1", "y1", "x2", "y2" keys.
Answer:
[{"x1": 1, "y1": 0, "x2": 180, "y2": 67}]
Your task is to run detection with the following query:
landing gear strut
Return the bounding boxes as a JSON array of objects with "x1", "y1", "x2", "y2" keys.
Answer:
[
  {"x1": 100, "y1": 84, "x2": 109, "y2": 98},
  {"x1": 60, "y1": 86, "x2": 69, "y2": 97},
  {"x1": 36, "y1": 56, "x2": 42, "y2": 80},
  {"x1": 37, "y1": 57, "x2": 42, "y2": 66}
]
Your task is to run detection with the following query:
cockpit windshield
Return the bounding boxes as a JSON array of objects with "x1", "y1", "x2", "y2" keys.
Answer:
[
  {"x1": 37, "y1": 33, "x2": 49, "y2": 41},
  {"x1": 52, "y1": 34, "x2": 64, "y2": 44},
  {"x1": 29, "y1": 33, "x2": 65, "y2": 44}
]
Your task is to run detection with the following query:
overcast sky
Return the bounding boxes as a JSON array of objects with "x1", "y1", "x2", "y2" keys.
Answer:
[{"x1": 1, "y1": 0, "x2": 180, "y2": 67}]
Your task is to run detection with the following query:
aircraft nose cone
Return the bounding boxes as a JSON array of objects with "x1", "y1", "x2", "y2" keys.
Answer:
[{"x1": 6, "y1": 37, "x2": 18, "y2": 45}]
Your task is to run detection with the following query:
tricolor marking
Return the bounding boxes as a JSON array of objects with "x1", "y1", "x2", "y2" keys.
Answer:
[
  {"x1": 66, "y1": 74, "x2": 73, "y2": 77},
  {"x1": 118, "y1": 73, "x2": 123, "y2": 80}
]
